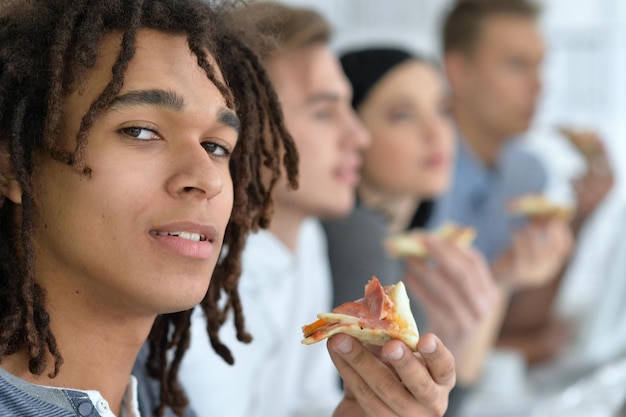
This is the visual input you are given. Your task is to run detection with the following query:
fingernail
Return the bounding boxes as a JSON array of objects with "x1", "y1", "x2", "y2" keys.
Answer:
[
  {"x1": 386, "y1": 345, "x2": 404, "y2": 361},
  {"x1": 334, "y1": 335, "x2": 353, "y2": 354},
  {"x1": 420, "y1": 338, "x2": 437, "y2": 354}
]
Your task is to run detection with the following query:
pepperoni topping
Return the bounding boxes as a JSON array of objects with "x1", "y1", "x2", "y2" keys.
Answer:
[
  {"x1": 330, "y1": 277, "x2": 393, "y2": 321},
  {"x1": 364, "y1": 276, "x2": 388, "y2": 320},
  {"x1": 332, "y1": 301, "x2": 373, "y2": 319},
  {"x1": 302, "y1": 276, "x2": 396, "y2": 339}
]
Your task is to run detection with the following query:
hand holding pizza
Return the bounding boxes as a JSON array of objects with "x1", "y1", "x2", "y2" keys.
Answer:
[
  {"x1": 328, "y1": 333, "x2": 455, "y2": 417},
  {"x1": 302, "y1": 277, "x2": 455, "y2": 416},
  {"x1": 559, "y1": 127, "x2": 615, "y2": 231},
  {"x1": 492, "y1": 217, "x2": 573, "y2": 289},
  {"x1": 402, "y1": 236, "x2": 501, "y2": 362}
]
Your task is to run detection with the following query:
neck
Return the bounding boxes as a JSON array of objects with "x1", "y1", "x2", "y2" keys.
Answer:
[
  {"x1": 452, "y1": 101, "x2": 504, "y2": 167},
  {"x1": 268, "y1": 203, "x2": 307, "y2": 252},
  {"x1": 1, "y1": 292, "x2": 154, "y2": 416},
  {"x1": 358, "y1": 181, "x2": 421, "y2": 234}
]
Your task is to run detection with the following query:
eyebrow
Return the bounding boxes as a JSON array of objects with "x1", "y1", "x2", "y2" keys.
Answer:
[
  {"x1": 110, "y1": 89, "x2": 185, "y2": 112},
  {"x1": 304, "y1": 92, "x2": 342, "y2": 106},
  {"x1": 108, "y1": 88, "x2": 240, "y2": 133},
  {"x1": 217, "y1": 108, "x2": 241, "y2": 134}
]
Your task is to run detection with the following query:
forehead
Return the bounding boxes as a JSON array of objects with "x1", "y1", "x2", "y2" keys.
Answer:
[
  {"x1": 475, "y1": 14, "x2": 544, "y2": 57},
  {"x1": 266, "y1": 44, "x2": 351, "y2": 103},
  {"x1": 366, "y1": 60, "x2": 442, "y2": 105},
  {"x1": 63, "y1": 29, "x2": 227, "y2": 119}
]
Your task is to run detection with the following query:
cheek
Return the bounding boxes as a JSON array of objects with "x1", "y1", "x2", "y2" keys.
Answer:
[
  {"x1": 364, "y1": 132, "x2": 419, "y2": 185},
  {"x1": 492, "y1": 73, "x2": 529, "y2": 108},
  {"x1": 220, "y1": 177, "x2": 235, "y2": 226},
  {"x1": 293, "y1": 129, "x2": 336, "y2": 179}
]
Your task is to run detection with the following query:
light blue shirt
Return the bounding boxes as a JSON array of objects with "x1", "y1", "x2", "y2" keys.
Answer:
[{"x1": 427, "y1": 134, "x2": 547, "y2": 262}]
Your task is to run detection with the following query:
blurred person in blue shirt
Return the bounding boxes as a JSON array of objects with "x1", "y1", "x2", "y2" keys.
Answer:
[{"x1": 432, "y1": 0, "x2": 574, "y2": 363}]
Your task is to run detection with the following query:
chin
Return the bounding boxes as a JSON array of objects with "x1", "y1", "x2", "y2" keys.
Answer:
[
  {"x1": 158, "y1": 297, "x2": 204, "y2": 315},
  {"x1": 159, "y1": 277, "x2": 212, "y2": 314},
  {"x1": 507, "y1": 118, "x2": 533, "y2": 136},
  {"x1": 420, "y1": 180, "x2": 450, "y2": 199},
  {"x1": 318, "y1": 198, "x2": 355, "y2": 220}
]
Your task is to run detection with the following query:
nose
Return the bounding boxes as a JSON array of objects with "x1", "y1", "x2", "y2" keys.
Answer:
[
  {"x1": 166, "y1": 141, "x2": 224, "y2": 200},
  {"x1": 420, "y1": 114, "x2": 442, "y2": 144},
  {"x1": 533, "y1": 72, "x2": 543, "y2": 95},
  {"x1": 342, "y1": 108, "x2": 371, "y2": 151}
]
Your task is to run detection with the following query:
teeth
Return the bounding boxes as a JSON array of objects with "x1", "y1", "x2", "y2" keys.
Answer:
[
  {"x1": 150, "y1": 230, "x2": 206, "y2": 242},
  {"x1": 178, "y1": 231, "x2": 201, "y2": 242}
]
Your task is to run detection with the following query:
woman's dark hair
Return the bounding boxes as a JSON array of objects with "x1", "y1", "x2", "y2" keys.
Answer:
[{"x1": 0, "y1": 0, "x2": 298, "y2": 415}]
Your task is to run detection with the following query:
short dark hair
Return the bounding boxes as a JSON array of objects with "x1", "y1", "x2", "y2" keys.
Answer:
[
  {"x1": 0, "y1": 1, "x2": 297, "y2": 416},
  {"x1": 442, "y1": 0, "x2": 540, "y2": 55},
  {"x1": 227, "y1": 2, "x2": 333, "y2": 61}
]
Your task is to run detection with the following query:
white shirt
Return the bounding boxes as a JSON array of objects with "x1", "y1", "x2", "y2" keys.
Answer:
[{"x1": 180, "y1": 218, "x2": 343, "y2": 417}]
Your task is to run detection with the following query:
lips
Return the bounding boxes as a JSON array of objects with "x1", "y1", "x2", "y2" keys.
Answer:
[
  {"x1": 335, "y1": 156, "x2": 362, "y2": 186},
  {"x1": 424, "y1": 153, "x2": 449, "y2": 169},
  {"x1": 150, "y1": 231, "x2": 207, "y2": 242},
  {"x1": 149, "y1": 222, "x2": 217, "y2": 260}
]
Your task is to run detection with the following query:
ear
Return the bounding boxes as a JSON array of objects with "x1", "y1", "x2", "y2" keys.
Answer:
[
  {"x1": 443, "y1": 51, "x2": 470, "y2": 95},
  {"x1": 0, "y1": 141, "x2": 23, "y2": 205}
]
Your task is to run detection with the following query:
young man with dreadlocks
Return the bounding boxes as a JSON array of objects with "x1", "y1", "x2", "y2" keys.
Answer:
[
  {"x1": 0, "y1": 0, "x2": 300, "y2": 416},
  {"x1": 179, "y1": 3, "x2": 456, "y2": 417},
  {"x1": 0, "y1": 1, "x2": 456, "y2": 416}
]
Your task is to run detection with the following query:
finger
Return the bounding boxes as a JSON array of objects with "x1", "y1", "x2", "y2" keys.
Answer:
[
  {"x1": 540, "y1": 219, "x2": 568, "y2": 255},
  {"x1": 380, "y1": 338, "x2": 451, "y2": 416},
  {"x1": 328, "y1": 335, "x2": 427, "y2": 417},
  {"x1": 511, "y1": 227, "x2": 532, "y2": 264},
  {"x1": 462, "y1": 247, "x2": 501, "y2": 311},
  {"x1": 416, "y1": 334, "x2": 456, "y2": 387},
  {"x1": 403, "y1": 272, "x2": 463, "y2": 345},
  {"x1": 327, "y1": 335, "x2": 397, "y2": 417},
  {"x1": 406, "y1": 260, "x2": 477, "y2": 331},
  {"x1": 421, "y1": 239, "x2": 486, "y2": 319}
]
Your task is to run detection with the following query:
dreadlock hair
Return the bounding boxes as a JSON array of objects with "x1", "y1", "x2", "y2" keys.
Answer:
[{"x1": 0, "y1": 0, "x2": 298, "y2": 416}]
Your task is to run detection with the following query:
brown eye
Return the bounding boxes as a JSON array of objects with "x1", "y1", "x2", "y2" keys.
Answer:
[
  {"x1": 389, "y1": 109, "x2": 412, "y2": 122},
  {"x1": 120, "y1": 127, "x2": 160, "y2": 140},
  {"x1": 201, "y1": 141, "x2": 230, "y2": 157}
]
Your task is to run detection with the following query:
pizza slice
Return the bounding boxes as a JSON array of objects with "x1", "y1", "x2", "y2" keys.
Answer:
[
  {"x1": 558, "y1": 126, "x2": 603, "y2": 159},
  {"x1": 508, "y1": 194, "x2": 574, "y2": 221},
  {"x1": 385, "y1": 222, "x2": 477, "y2": 259},
  {"x1": 301, "y1": 276, "x2": 419, "y2": 351}
]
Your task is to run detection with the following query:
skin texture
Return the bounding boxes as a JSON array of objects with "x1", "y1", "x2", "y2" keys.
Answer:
[
  {"x1": 328, "y1": 334, "x2": 456, "y2": 417},
  {"x1": 266, "y1": 44, "x2": 369, "y2": 251},
  {"x1": 358, "y1": 60, "x2": 454, "y2": 198},
  {"x1": 0, "y1": 30, "x2": 239, "y2": 415},
  {"x1": 446, "y1": 13, "x2": 544, "y2": 165}
]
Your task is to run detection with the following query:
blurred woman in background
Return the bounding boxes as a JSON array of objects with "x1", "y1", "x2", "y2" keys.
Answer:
[{"x1": 324, "y1": 47, "x2": 505, "y2": 415}]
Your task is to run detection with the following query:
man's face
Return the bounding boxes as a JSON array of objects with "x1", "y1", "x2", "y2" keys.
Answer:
[
  {"x1": 458, "y1": 14, "x2": 544, "y2": 138},
  {"x1": 30, "y1": 29, "x2": 239, "y2": 317},
  {"x1": 266, "y1": 45, "x2": 370, "y2": 220}
]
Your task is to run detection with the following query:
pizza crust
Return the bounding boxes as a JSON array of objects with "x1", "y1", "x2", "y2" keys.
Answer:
[
  {"x1": 385, "y1": 222, "x2": 476, "y2": 259},
  {"x1": 301, "y1": 279, "x2": 420, "y2": 351},
  {"x1": 508, "y1": 194, "x2": 574, "y2": 221}
]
